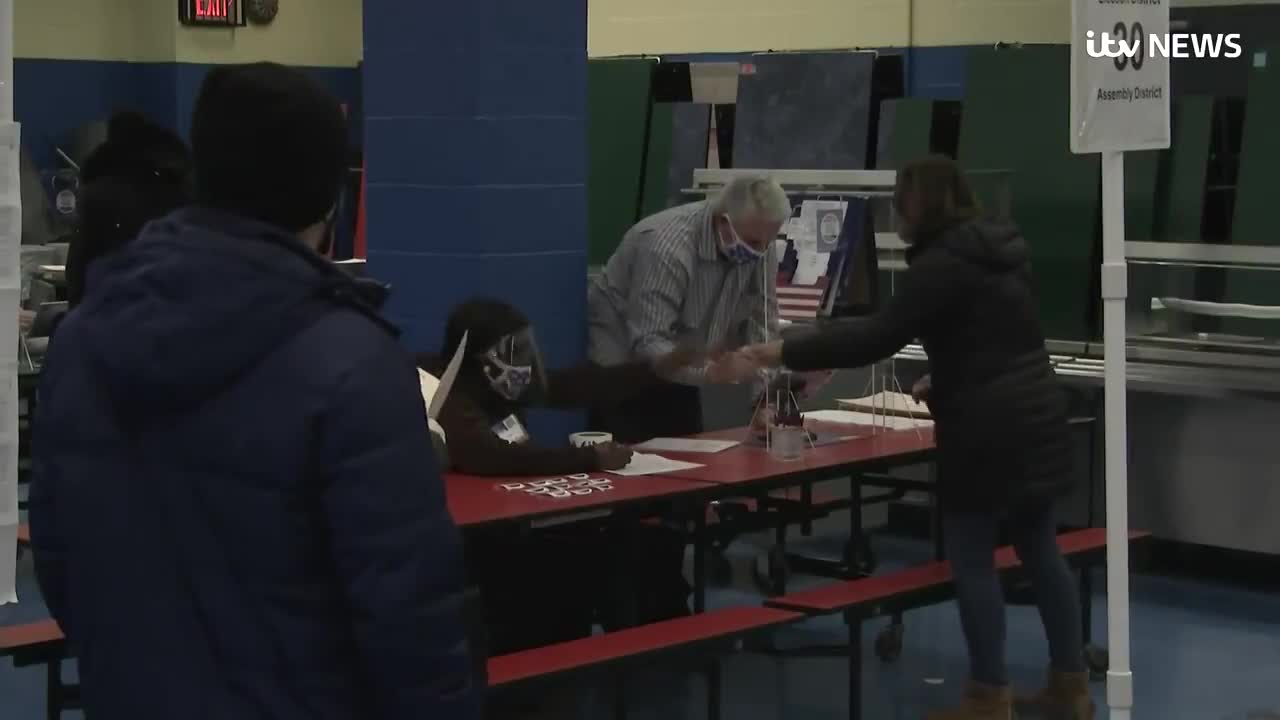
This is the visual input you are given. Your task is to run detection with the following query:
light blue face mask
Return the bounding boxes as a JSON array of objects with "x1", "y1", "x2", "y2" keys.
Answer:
[{"x1": 718, "y1": 215, "x2": 766, "y2": 265}]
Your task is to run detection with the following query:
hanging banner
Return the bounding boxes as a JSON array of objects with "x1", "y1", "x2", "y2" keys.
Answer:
[{"x1": 1070, "y1": 0, "x2": 1172, "y2": 154}]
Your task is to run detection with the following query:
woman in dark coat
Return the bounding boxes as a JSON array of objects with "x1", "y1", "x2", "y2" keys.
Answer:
[{"x1": 724, "y1": 156, "x2": 1091, "y2": 720}]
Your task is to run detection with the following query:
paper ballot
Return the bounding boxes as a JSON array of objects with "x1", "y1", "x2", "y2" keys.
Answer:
[
  {"x1": 608, "y1": 453, "x2": 704, "y2": 476},
  {"x1": 791, "y1": 251, "x2": 830, "y2": 286},
  {"x1": 634, "y1": 438, "x2": 739, "y2": 454}
]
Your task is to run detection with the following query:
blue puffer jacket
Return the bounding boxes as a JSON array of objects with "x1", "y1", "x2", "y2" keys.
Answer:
[{"x1": 28, "y1": 207, "x2": 481, "y2": 720}]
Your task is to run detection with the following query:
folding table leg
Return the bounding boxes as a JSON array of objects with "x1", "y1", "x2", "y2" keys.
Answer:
[
  {"x1": 45, "y1": 660, "x2": 61, "y2": 720},
  {"x1": 705, "y1": 659, "x2": 722, "y2": 720},
  {"x1": 1080, "y1": 566, "x2": 1094, "y2": 644},
  {"x1": 800, "y1": 483, "x2": 814, "y2": 536},
  {"x1": 614, "y1": 674, "x2": 628, "y2": 720},
  {"x1": 847, "y1": 615, "x2": 863, "y2": 720},
  {"x1": 693, "y1": 508, "x2": 708, "y2": 614}
]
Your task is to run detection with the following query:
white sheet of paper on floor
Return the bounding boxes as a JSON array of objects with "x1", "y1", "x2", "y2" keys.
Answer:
[
  {"x1": 791, "y1": 251, "x2": 830, "y2": 286},
  {"x1": 634, "y1": 437, "x2": 740, "y2": 454},
  {"x1": 608, "y1": 453, "x2": 703, "y2": 477}
]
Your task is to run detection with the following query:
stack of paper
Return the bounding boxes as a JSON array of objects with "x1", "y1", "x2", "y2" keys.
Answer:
[
  {"x1": 804, "y1": 409, "x2": 933, "y2": 430},
  {"x1": 836, "y1": 391, "x2": 931, "y2": 420},
  {"x1": 608, "y1": 453, "x2": 704, "y2": 477},
  {"x1": 0, "y1": 121, "x2": 20, "y2": 605},
  {"x1": 634, "y1": 437, "x2": 739, "y2": 454}
]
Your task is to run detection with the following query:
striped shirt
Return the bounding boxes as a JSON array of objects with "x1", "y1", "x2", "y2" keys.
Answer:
[{"x1": 587, "y1": 201, "x2": 779, "y2": 385}]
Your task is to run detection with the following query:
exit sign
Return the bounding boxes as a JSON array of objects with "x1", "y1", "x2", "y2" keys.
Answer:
[{"x1": 179, "y1": 0, "x2": 246, "y2": 26}]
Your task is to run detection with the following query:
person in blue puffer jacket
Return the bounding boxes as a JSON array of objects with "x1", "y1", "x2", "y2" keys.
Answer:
[{"x1": 28, "y1": 62, "x2": 481, "y2": 720}]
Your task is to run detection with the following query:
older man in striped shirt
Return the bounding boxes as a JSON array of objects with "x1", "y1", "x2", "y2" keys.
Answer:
[{"x1": 588, "y1": 175, "x2": 790, "y2": 442}]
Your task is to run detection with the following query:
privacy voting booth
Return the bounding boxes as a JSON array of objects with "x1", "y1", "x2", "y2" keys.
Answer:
[{"x1": 1071, "y1": 1, "x2": 1171, "y2": 718}]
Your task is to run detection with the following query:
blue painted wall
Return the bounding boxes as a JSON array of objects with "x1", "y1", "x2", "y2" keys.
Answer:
[
  {"x1": 15, "y1": 59, "x2": 359, "y2": 173},
  {"x1": 363, "y1": 0, "x2": 588, "y2": 442}
]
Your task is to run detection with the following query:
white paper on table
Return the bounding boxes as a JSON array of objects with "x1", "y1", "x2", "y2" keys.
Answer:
[
  {"x1": 608, "y1": 453, "x2": 704, "y2": 476},
  {"x1": 836, "y1": 391, "x2": 931, "y2": 419},
  {"x1": 804, "y1": 409, "x2": 933, "y2": 430},
  {"x1": 634, "y1": 437, "x2": 740, "y2": 454},
  {"x1": 0, "y1": 522, "x2": 16, "y2": 604},
  {"x1": 427, "y1": 330, "x2": 466, "y2": 420},
  {"x1": 791, "y1": 251, "x2": 830, "y2": 286}
]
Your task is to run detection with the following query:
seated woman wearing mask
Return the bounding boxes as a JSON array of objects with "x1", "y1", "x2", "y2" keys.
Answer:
[
  {"x1": 421, "y1": 297, "x2": 700, "y2": 658},
  {"x1": 719, "y1": 156, "x2": 1089, "y2": 720}
]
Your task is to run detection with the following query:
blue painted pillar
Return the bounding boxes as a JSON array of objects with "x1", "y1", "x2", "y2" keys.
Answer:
[{"x1": 363, "y1": 0, "x2": 588, "y2": 439}]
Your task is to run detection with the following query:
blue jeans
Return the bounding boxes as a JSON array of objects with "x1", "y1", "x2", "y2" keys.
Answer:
[{"x1": 944, "y1": 504, "x2": 1087, "y2": 686}]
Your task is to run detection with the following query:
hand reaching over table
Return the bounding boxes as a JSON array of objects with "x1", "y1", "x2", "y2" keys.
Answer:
[{"x1": 592, "y1": 442, "x2": 633, "y2": 471}]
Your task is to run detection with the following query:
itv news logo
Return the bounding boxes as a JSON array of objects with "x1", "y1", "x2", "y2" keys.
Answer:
[{"x1": 1086, "y1": 25, "x2": 1242, "y2": 70}]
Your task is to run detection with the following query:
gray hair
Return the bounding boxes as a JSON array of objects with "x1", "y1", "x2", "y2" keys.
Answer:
[{"x1": 710, "y1": 175, "x2": 791, "y2": 225}]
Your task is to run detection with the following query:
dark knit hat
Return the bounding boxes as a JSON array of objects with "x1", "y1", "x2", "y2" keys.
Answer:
[{"x1": 191, "y1": 62, "x2": 347, "y2": 233}]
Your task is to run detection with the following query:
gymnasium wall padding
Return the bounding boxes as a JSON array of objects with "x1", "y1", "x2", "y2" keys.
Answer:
[
  {"x1": 641, "y1": 102, "x2": 675, "y2": 218},
  {"x1": 957, "y1": 45, "x2": 1099, "y2": 342},
  {"x1": 1230, "y1": 50, "x2": 1280, "y2": 247},
  {"x1": 363, "y1": 0, "x2": 588, "y2": 442},
  {"x1": 1222, "y1": 49, "x2": 1280, "y2": 336},
  {"x1": 1125, "y1": 151, "x2": 1160, "y2": 243},
  {"x1": 1153, "y1": 97, "x2": 1213, "y2": 244},
  {"x1": 588, "y1": 58, "x2": 655, "y2": 265},
  {"x1": 876, "y1": 98, "x2": 934, "y2": 170}
]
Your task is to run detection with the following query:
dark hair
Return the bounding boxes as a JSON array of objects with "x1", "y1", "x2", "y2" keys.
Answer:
[
  {"x1": 68, "y1": 112, "x2": 194, "y2": 306},
  {"x1": 443, "y1": 297, "x2": 530, "y2": 361},
  {"x1": 191, "y1": 62, "x2": 347, "y2": 232},
  {"x1": 894, "y1": 155, "x2": 980, "y2": 241}
]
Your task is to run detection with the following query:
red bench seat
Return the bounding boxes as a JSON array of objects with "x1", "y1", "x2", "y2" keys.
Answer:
[{"x1": 767, "y1": 528, "x2": 1148, "y2": 615}]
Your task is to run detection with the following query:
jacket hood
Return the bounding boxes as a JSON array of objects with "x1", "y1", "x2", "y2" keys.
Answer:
[
  {"x1": 910, "y1": 217, "x2": 1029, "y2": 272},
  {"x1": 76, "y1": 206, "x2": 390, "y2": 418}
]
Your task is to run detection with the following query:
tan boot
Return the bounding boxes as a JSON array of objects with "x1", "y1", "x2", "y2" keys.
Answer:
[
  {"x1": 926, "y1": 682, "x2": 1014, "y2": 720},
  {"x1": 1015, "y1": 671, "x2": 1094, "y2": 720}
]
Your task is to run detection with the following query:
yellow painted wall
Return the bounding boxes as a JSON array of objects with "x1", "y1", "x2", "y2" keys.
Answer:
[
  {"x1": 16, "y1": 0, "x2": 175, "y2": 62},
  {"x1": 587, "y1": 0, "x2": 1073, "y2": 57},
  {"x1": 15, "y1": 0, "x2": 362, "y2": 67},
  {"x1": 178, "y1": 0, "x2": 363, "y2": 67}
]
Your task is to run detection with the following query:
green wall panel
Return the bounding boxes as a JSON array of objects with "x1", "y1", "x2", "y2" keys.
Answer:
[
  {"x1": 1153, "y1": 96, "x2": 1213, "y2": 243},
  {"x1": 880, "y1": 98, "x2": 934, "y2": 170},
  {"x1": 587, "y1": 58, "x2": 654, "y2": 266},
  {"x1": 640, "y1": 102, "x2": 675, "y2": 218},
  {"x1": 957, "y1": 45, "x2": 1100, "y2": 341},
  {"x1": 1231, "y1": 47, "x2": 1280, "y2": 247}
]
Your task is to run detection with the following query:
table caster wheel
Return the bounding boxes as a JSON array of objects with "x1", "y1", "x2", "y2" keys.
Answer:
[
  {"x1": 752, "y1": 546, "x2": 789, "y2": 597},
  {"x1": 1084, "y1": 644, "x2": 1109, "y2": 680},
  {"x1": 843, "y1": 534, "x2": 878, "y2": 577},
  {"x1": 875, "y1": 622, "x2": 904, "y2": 662},
  {"x1": 707, "y1": 550, "x2": 734, "y2": 588}
]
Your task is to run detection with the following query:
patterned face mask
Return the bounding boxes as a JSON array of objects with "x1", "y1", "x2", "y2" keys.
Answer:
[
  {"x1": 718, "y1": 214, "x2": 766, "y2": 265},
  {"x1": 479, "y1": 327, "x2": 546, "y2": 403}
]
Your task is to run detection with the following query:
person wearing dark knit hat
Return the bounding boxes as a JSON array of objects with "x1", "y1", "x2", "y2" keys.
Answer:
[
  {"x1": 64, "y1": 111, "x2": 193, "y2": 308},
  {"x1": 30, "y1": 62, "x2": 481, "y2": 720}
]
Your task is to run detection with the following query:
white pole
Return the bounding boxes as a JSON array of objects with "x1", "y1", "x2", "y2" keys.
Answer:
[
  {"x1": 0, "y1": 0, "x2": 16, "y2": 606},
  {"x1": 0, "y1": 0, "x2": 10, "y2": 119},
  {"x1": 1100, "y1": 149, "x2": 1133, "y2": 720}
]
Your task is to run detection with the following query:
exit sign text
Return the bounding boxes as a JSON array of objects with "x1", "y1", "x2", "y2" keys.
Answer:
[{"x1": 179, "y1": 0, "x2": 245, "y2": 26}]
